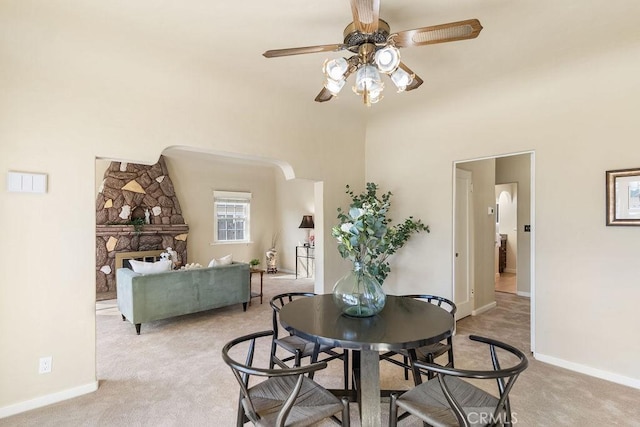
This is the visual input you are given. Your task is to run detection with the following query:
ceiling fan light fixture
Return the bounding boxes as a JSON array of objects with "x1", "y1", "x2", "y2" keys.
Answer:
[
  {"x1": 374, "y1": 46, "x2": 400, "y2": 73},
  {"x1": 354, "y1": 65, "x2": 382, "y2": 92},
  {"x1": 323, "y1": 57, "x2": 349, "y2": 81},
  {"x1": 390, "y1": 67, "x2": 414, "y2": 92},
  {"x1": 324, "y1": 77, "x2": 346, "y2": 95},
  {"x1": 368, "y1": 88, "x2": 384, "y2": 103}
]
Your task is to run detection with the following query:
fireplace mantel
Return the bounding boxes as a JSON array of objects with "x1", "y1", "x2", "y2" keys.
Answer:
[{"x1": 96, "y1": 224, "x2": 189, "y2": 237}]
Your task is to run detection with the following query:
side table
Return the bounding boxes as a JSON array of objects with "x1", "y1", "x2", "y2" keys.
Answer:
[
  {"x1": 249, "y1": 268, "x2": 265, "y2": 304},
  {"x1": 295, "y1": 245, "x2": 314, "y2": 278}
]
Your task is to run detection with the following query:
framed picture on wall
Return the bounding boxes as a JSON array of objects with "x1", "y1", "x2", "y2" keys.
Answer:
[{"x1": 606, "y1": 168, "x2": 640, "y2": 226}]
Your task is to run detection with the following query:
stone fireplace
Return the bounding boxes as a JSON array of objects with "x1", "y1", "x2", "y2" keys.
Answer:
[{"x1": 95, "y1": 156, "x2": 189, "y2": 295}]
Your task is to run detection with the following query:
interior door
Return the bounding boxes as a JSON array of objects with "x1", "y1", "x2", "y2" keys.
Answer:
[{"x1": 454, "y1": 168, "x2": 473, "y2": 319}]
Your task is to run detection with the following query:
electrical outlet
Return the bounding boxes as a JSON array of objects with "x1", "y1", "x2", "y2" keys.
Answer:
[{"x1": 39, "y1": 356, "x2": 52, "y2": 374}]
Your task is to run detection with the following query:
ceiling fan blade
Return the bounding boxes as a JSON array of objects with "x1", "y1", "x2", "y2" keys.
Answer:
[
  {"x1": 314, "y1": 87, "x2": 334, "y2": 103},
  {"x1": 263, "y1": 44, "x2": 345, "y2": 58},
  {"x1": 393, "y1": 19, "x2": 483, "y2": 48},
  {"x1": 398, "y1": 62, "x2": 423, "y2": 91},
  {"x1": 350, "y1": 0, "x2": 380, "y2": 33}
]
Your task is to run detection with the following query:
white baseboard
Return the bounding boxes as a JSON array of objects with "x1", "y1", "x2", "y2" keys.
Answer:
[
  {"x1": 0, "y1": 381, "x2": 98, "y2": 419},
  {"x1": 516, "y1": 291, "x2": 530, "y2": 297},
  {"x1": 534, "y1": 353, "x2": 640, "y2": 390},
  {"x1": 472, "y1": 301, "x2": 497, "y2": 316}
]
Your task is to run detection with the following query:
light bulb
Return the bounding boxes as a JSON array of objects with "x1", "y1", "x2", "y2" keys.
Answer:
[
  {"x1": 324, "y1": 78, "x2": 346, "y2": 96},
  {"x1": 390, "y1": 67, "x2": 414, "y2": 92},
  {"x1": 323, "y1": 57, "x2": 349, "y2": 81},
  {"x1": 374, "y1": 46, "x2": 401, "y2": 73}
]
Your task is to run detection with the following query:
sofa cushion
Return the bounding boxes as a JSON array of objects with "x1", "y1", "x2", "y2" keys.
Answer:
[
  {"x1": 129, "y1": 259, "x2": 172, "y2": 274},
  {"x1": 208, "y1": 254, "x2": 233, "y2": 267}
]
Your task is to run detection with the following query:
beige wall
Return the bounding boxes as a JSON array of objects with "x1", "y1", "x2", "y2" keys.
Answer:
[
  {"x1": 0, "y1": 3, "x2": 365, "y2": 414},
  {"x1": 366, "y1": 43, "x2": 640, "y2": 385},
  {"x1": 275, "y1": 176, "x2": 315, "y2": 273}
]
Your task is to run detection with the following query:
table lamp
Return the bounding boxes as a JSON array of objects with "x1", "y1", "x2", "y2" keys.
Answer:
[{"x1": 298, "y1": 215, "x2": 314, "y2": 246}]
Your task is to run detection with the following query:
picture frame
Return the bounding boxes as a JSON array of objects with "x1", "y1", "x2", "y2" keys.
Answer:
[{"x1": 606, "y1": 168, "x2": 640, "y2": 226}]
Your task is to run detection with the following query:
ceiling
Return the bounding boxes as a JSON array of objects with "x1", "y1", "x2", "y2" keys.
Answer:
[{"x1": 12, "y1": 1, "x2": 640, "y2": 115}]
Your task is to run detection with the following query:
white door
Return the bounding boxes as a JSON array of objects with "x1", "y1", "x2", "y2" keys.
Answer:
[{"x1": 454, "y1": 168, "x2": 473, "y2": 319}]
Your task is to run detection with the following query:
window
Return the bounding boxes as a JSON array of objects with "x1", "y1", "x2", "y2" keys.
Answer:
[{"x1": 213, "y1": 191, "x2": 251, "y2": 243}]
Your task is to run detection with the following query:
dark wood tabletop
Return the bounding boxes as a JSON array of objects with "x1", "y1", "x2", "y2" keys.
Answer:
[{"x1": 279, "y1": 294, "x2": 454, "y2": 352}]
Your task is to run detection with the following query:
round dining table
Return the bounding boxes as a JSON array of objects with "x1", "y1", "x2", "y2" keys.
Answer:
[{"x1": 279, "y1": 294, "x2": 454, "y2": 427}]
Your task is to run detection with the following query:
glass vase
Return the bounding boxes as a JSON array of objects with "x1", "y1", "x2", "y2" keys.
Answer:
[{"x1": 332, "y1": 262, "x2": 386, "y2": 317}]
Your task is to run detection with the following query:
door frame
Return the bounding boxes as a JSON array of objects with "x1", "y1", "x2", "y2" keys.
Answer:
[
  {"x1": 453, "y1": 167, "x2": 474, "y2": 319},
  {"x1": 452, "y1": 151, "x2": 536, "y2": 353}
]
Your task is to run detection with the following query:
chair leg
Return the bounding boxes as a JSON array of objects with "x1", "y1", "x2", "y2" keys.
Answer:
[
  {"x1": 341, "y1": 397, "x2": 350, "y2": 427},
  {"x1": 426, "y1": 353, "x2": 435, "y2": 380},
  {"x1": 236, "y1": 397, "x2": 245, "y2": 427},
  {"x1": 343, "y1": 350, "x2": 349, "y2": 391},
  {"x1": 448, "y1": 338, "x2": 455, "y2": 368},
  {"x1": 403, "y1": 355, "x2": 409, "y2": 380},
  {"x1": 389, "y1": 392, "x2": 398, "y2": 427},
  {"x1": 307, "y1": 346, "x2": 316, "y2": 379},
  {"x1": 269, "y1": 341, "x2": 277, "y2": 369}
]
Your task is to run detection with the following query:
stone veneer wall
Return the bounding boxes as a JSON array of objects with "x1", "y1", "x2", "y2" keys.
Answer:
[{"x1": 95, "y1": 156, "x2": 188, "y2": 294}]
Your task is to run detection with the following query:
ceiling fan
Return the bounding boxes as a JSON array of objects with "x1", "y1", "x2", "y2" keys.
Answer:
[{"x1": 263, "y1": 0, "x2": 482, "y2": 106}]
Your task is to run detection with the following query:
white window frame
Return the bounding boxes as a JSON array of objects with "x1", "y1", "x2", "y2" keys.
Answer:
[{"x1": 213, "y1": 191, "x2": 251, "y2": 244}]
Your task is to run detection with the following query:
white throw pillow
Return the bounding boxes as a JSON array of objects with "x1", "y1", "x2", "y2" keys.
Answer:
[
  {"x1": 208, "y1": 254, "x2": 233, "y2": 268},
  {"x1": 129, "y1": 259, "x2": 172, "y2": 274}
]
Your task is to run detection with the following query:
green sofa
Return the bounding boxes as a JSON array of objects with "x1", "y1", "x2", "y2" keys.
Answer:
[{"x1": 116, "y1": 262, "x2": 250, "y2": 334}]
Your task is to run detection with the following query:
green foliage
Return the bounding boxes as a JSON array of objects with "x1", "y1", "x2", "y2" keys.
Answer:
[
  {"x1": 331, "y1": 182, "x2": 429, "y2": 284},
  {"x1": 129, "y1": 218, "x2": 145, "y2": 233},
  {"x1": 108, "y1": 218, "x2": 146, "y2": 233},
  {"x1": 249, "y1": 258, "x2": 260, "y2": 266}
]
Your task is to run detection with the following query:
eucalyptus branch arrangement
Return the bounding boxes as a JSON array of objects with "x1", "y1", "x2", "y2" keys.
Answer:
[{"x1": 331, "y1": 182, "x2": 429, "y2": 284}]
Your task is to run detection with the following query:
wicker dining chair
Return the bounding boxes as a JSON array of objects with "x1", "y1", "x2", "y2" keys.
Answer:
[
  {"x1": 379, "y1": 294, "x2": 457, "y2": 384},
  {"x1": 389, "y1": 335, "x2": 528, "y2": 427},
  {"x1": 222, "y1": 330, "x2": 350, "y2": 427},
  {"x1": 270, "y1": 292, "x2": 349, "y2": 389}
]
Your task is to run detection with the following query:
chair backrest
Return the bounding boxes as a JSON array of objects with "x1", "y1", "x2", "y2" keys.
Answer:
[
  {"x1": 221, "y1": 330, "x2": 329, "y2": 424},
  {"x1": 413, "y1": 335, "x2": 528, "y2": 426},
  {"x1": 403, "y1": 294, "x2": 457, "y2": 317},
  {"x1": 270, "y1": 292, "x2": 316, "y2": 338}
]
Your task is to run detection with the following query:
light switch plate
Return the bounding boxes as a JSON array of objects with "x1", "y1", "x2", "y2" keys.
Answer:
[{"x1": 7, "y1": 172, "x2": 47, "y2": 193}]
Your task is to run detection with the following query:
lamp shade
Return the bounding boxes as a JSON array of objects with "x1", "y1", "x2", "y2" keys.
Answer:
[{"x1": 298, "y1": 215, "x2": 315, "y2": 229}]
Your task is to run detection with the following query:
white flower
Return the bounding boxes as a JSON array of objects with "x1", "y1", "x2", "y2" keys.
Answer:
[
  {"x1": 349, "y1": 208, "x2": 365, "y2": 219},
  {"x1": 341, "y1": 223, "x2": 353, "y2": 233}
]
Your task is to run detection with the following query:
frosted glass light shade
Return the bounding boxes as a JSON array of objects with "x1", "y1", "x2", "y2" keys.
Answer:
[
  {"x1": 390, "y1": 67, "x2": 414, "y2": 91},
  {"x1": 354, "y1": 65, "x2": 382, "y2": 93},
  {"x1": 324, "y1": 77, "x2": 346, "y2": 95},
  {"x1": 323, "y1": 57, "x2": 349, "y2": 81},
  {"x1": 374, "y1": 46, "x2": 400, "y2": 73}
]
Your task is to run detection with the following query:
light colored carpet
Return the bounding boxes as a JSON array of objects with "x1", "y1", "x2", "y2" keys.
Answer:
[{"x1": 2, "y1": 273, "x2": 640, "y2": 426}]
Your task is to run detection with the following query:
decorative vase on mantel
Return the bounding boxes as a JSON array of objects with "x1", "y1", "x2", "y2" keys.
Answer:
[{"x1": 332, "y1": 262, "x2": 386, "y2": 317}]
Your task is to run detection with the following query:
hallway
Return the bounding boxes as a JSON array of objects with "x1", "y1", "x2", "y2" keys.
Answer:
[{"x1": 495, "y1": 272, "x2": 516, "y2": 294}]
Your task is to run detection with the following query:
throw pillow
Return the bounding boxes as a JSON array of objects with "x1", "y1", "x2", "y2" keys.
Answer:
[
  {"x1": 129, "y1": 259, "x2": 172, "y2": 274},
  {"x1": 208, "y1": 254, "x2": 233, "y2": 268}
]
